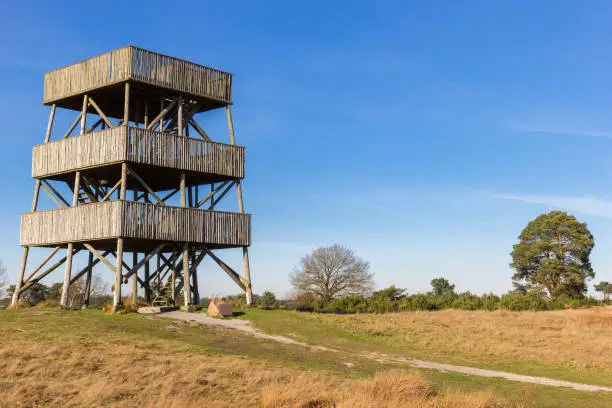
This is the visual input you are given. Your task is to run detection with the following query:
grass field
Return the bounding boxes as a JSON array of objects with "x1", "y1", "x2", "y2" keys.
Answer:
[
  {"x1": 240, "y1": 307, "x2": 612, "y2": 386},
  {"x1": 1, "y1": 308, "x2": 611, "y2": 407}
]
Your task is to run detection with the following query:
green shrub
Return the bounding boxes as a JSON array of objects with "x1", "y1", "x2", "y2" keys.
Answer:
[
  {"x1": 480, "y1": 293, "x2": 501, "y2": 311},
  {"x1": 500, "y1": 292, "x2": 547, "y2": 311},
  {"x1": 451, "y1": 292, "x2": 483, "y2": 310},
  {"x1": 568, "y1": 296, "x2": 599, "y2": 309},
  {"x1": 323, "y1": 294, "x2": 368, "y2": 313},
  {"x1": 410, "y1": 294, "x2": 438, "y2": 311},
  {"x1": 430, "y1": 290, "x2": 457, "y2": 309}
]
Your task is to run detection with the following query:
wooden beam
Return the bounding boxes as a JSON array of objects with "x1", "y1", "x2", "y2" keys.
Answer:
[
  {"x1": 100, "y1": 179, "x2": 122, "y2": 202},
  {"x1": 123, "y1": 83, "x2": 130, "y2": 125},
  {"x1": 62, "y1": 112, "x2": 82, "y2": 139},
  {"x1": 71, "y1": 171, "x2": 81, "y2": 206},
  {"x1": 147, "y1": 99, "x2": 177, "y2": 130},
  {"x1": 126, "y1": 166, "x2": 165, "y2": 205},
  {"x1": 122, "y1": 244, "x2": 165, "y2": 279},
  {"x1": 18, "y1": 248, "x2": 80, "y2": 294},
  {"x1": 226, "y1": 104, "x2": 252, "y2": 304},
  {"x1": 41, "y1": 180, "x2": 69, "y2": 207},
  {"x1": 79, "y1": 95, "x2": 88, "y2": 135},
  {"x1": 70, "y1": 250, "x2": 111, "y2": 285},
  {"x1": 44, "y1": 104, "x2": 56, "y2": 143},
  {"x1": 88, "y1": 96, "x2": 114, "y2": 129},
  {"x1": 189, "y1": 118, "x2": 211, "y2": 141},
  {"x1": 160, "y1": 188, "x2": 179, "y2": 202},
  {"x1": 23, "y1": 247, "x2": 61, "y2": 283},
  {"x1": 204, "y1": 248, "x2": 247, "y2": 291},
  {"x1": 83, "y1": 252, "x2": 94, "y2": 308},
  {"x1": 196, "y1": 181, "x2": 229, "y2": 208},
  {"x1": 113, "y1": 238, "x2": 124, "y2": 312},
  {"x1": 85, "y1": 118, "x2": 104, "y2": 134},
  {"x1": 11, "y1": 247, "x2": 29, "y2": 306},
  {"x1": 83, "y1": 243, "x2": 116, "y2": 273},
  {"x1": 178, "y1": 96, "x2": 184, "y2": 136},
  {"x1": 120, "y1": 163, "x2": 127, "y2": 200},
  {"x1": 209, "y1": 181, "x2": 235, "y2": 209}
]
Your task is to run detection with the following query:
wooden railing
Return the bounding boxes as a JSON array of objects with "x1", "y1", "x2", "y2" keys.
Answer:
[
  {"x1": 122, "y1": 202, "x2": 250, "y2": 246},
  {"x1": 32, "y1": 126, "x2": 245, "y2": 179},
  {"x1": 43, "y1": 46, "x2": 232, "y2": 104},
  {"x1": 20, "y1": 201, "x2": 251, "y2": 247},
  {"x1": 21, "y1": 201, "x2": 124, "y2": 246},
  {"x1": 125, "y1": 127, "x2": 244, "y2": 177}
]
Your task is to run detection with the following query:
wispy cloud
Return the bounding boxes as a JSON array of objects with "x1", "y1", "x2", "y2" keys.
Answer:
[
  {"x1": 507, "y1": 123, "x2": 612, "y2": 139},
  {"x1": 496, "y1": 194, "x2": 612, "y2": 218}
]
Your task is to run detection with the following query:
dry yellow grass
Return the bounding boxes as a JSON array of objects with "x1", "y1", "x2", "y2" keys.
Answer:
[
  {"x1": 0, "y1": 337, "x2": 517, "y2": 407},
  {"x1": 317, "y1": 307, "x2": 612, "y2": 370}
]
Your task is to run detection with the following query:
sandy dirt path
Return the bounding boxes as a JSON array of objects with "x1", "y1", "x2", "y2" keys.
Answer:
[{"x1": 160, "y1": 311, "x2": 612, "y2": 393}]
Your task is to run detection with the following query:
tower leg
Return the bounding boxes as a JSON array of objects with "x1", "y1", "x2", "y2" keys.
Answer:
[
  {"x1": 226, "y1": 106, "x2": 254, "y2": 306},
  {"x1": 113, "y1": 238, "x2": 124, "y2": 312},
  {"x1": 156, "y1": 254, "x2": 161, "y2": 294},
  {"x1": 61, "y1": 170, "x2": 81, "y2": 309},
  {"x1": 83, "y1": 252, "x2": 93, "y2": 308},
  {"x1": 131, "y1": 252, "x2": 138, "y2": 305},
  {"x1": 182, "y1": 244, "x2": 191, "y2": 307},
  {"x1": 144, "y1": 257, "x2": 151, "y2": 302},
  {"x1": 242, "y1": 247, "x2": 253, "y2": 305},
  {"x1": 60, "y1": 243, "x2": 74, "y2": 308},
  {"x1": 192, "y1": 253, "x2": 200, "y2": 305},
  {"x1": 10, "y1": 247, "x2": 30, "y2": 307},
  {"x1": 171, "y1": 270, "x2": 176, "y2": 304}
]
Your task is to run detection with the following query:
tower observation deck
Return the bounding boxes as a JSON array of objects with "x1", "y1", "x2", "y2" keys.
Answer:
[{"x1": 11, "y1": 46, "x2": 253, "y2": 310}]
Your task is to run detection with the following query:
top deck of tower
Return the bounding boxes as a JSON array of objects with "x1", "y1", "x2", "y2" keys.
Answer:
[{"x1": 43, "y1": 46, "x2": 232, "y2": 120}]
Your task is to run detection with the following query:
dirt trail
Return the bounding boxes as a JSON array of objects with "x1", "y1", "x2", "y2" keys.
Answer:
[{"x1": 161, "y1": 311, "x2": 612, "y2": 393}]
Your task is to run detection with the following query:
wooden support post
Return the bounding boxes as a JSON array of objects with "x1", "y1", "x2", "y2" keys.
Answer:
[
  {"x1": 226, "y1": 105, "x2": 253, "y2": 305},
  {"x1": 44, "y1": 104, "x2": 56, "y2": 143},
  {"x1": 11, "y1": 247, "x2": 29, "y2": 307},
  {"x1": 132, "y1": 251, "x2": 138, "y2": 305},
  {"x1": 126, "y1": 167, "x2": 165, "y2": 205},
  {"x1": 131, "y1": 190, "x2": 138, "y2": 305},
  {"x1": 10, "y1": 156, "x2": 51, "y2": 307},
  {"x1": 144, "y1": 101, "x2": 149, "y2": 128},
  {"x1": 113, "y1": 239, "x2": 124, "y2": 312},
  {"x1": 23, "y1": 247, "x2": 61, "y2": 284},
  {"x1": 59, "y1": 243, "x2": 74, "y2": 308},
  {"x1": 178, "y1": 96, "x2": 183, "y2": 136},
  {"x1": 80, "y1": 95, "x2": 88, "y2": 135},
  {"x1": 124, "y1": 83, "x2": 130, "y2": 126},
  {"x1": 171, "y1": 270, "x2": 176, "y2": 303},
  {"x1": 156, "y1": 254, "x2": 161, "y2": 294},
  {"x1": 113, "y1": 162, "x2": 127, "y2": 312},
  {"x1": 192, "y1": 252, "x2": 200, "y2": 305},
  {"x1": 63, "y1": 112, "x2": 82, "y2": 138},
  {"x1": 60, "y1": 171, "x2": 81, "y2": 308},
  {"x1": 144, "y1": 256, "x2": 151, "y2": 302},
  {"x1": 83, "y1": 252, "x2": 93, "y2": 308},
  {"x1": 180, "y1": 172, "x2": 191, "y2": 308}
]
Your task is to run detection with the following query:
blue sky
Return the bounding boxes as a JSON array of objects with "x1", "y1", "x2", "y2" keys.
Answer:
[{"x1": 1, "y1": 1, "x2": 612, "y2": 297}]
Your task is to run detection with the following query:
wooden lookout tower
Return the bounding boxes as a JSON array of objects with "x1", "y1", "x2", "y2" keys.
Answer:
[{"x1": 11, "y1": 46, "x2": 253, "y2": 310}]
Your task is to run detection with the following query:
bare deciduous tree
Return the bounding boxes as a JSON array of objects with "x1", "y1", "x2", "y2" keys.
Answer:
[
  {"x1": 67, "y1": 274, "x2": 110, "y2": 308},
  {"x1": 290, "y1": 245, "x2": 374, "y2": 302}
]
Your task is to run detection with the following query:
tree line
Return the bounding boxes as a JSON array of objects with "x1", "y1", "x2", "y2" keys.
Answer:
[{"x1": 280, "y1": 211, "x2": 612, "y2": 313}]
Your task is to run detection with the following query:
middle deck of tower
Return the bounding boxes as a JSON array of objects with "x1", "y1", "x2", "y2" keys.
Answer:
[{"x1": 20, "y1": 47, "x2": 250, "y2": 252}]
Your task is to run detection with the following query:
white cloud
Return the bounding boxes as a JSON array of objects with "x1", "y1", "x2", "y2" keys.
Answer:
[
  {"x1": 496, "y1": 194, "x2": 612, "y2": 218},
  {"x1": 508, "y1": 124, "x2": 612, "y2": 139}
]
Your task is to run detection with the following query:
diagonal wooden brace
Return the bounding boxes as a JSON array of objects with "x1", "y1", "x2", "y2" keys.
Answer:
[{"x1": 204, "y1": 248, "x2": 247, "y2": 291}]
